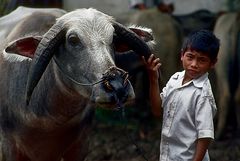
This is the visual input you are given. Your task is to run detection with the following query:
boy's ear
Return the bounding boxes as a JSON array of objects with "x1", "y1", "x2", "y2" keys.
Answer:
[
  {"x1": 180, "y1": 51, "x2": 184, "y2": 61},
  {"x1": 210, "y1": 58, "x2": 218, "y2": 68}
]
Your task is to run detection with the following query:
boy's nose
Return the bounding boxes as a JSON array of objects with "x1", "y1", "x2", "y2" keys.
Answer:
[{"x1": 191, "y1": 59, "x2": 198, "y2": 68}]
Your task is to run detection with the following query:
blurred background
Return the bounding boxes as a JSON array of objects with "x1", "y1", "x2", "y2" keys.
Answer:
[{"x1": 0, "y1": 0, "x2": 240, "y2": 161}]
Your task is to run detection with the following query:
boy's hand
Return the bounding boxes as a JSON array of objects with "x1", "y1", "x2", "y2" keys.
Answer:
[
  {"x1": 142, "y1": 54, "x2": 162, "y2": 117},
  {"x1": 142, "y1": 54, "x2": 161, "y2": 79}
]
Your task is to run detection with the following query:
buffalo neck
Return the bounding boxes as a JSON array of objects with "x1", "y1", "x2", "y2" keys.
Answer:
[{"x1": 28, "y1": 62, "x2": 90, "y2": 125}]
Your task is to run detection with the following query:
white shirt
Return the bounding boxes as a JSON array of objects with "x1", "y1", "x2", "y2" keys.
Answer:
[{"x1": 160, "y1": 71, "x2": 217, "y2": 161}]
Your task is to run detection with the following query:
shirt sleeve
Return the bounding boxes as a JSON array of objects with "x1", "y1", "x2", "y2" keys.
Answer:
[
  {"x1": 160, "y1": 82, "x2": 169, "y2": 107},
  {"x1": 160, "y1": 72, "x2": 179, "y2": 107},
  {"x1": 195, "y1": 95, "x2": 217, "y2": 139}
]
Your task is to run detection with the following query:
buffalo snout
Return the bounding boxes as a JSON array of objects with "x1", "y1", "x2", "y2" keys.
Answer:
[{"x1": 90, "y1": 66, "x2": 135, "y2": 108}]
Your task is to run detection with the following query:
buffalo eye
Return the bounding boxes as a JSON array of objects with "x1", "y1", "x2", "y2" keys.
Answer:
[{"x1": 68, "y1": 33, "x2": 80, "y2": 46}]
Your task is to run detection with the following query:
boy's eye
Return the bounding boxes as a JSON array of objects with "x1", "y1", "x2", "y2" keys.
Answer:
[
  {"x1": 199, "y1": 57, "x2": 210, "y2": 63},
  {"x1": 186, "y1": 54, "x2": 194, "y2": 59},
  {"x1": 199, "y1": 58, "x2": 206, "y2": 62}
]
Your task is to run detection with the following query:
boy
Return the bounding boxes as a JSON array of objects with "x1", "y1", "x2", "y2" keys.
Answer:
[{"x1": 143, "y1": 29, "x2": 220, "y2": 161}]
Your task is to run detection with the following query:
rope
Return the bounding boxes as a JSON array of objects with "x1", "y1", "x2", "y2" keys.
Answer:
[
  {"x1": 53, "y1": 57, "x2": 105, "y2": 86},
  {"x1": 54, "y1": 57, "x2": 149, "y2": 160},
  {"x1": 116, "y1": 101, "x2": 149, "y2": 161},
  {"x1": 53, "y1": 57, "x2": 129, "y2": 87}
]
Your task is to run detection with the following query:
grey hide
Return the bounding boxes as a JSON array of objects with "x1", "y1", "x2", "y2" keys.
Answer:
[
  {"x1": 213, "y1": 12, "x2": 240, "y2": 139},
  {"x1": 0, "y1": 7, "x2": 153, "y2": 161},
  {"x1": 0, "y1": 6, "x2": 66, "y2": 50}
]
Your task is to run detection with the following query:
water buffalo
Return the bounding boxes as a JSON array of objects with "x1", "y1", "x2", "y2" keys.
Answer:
[
  {"x1": 213, "y1": 12, "x2": 240, "y2": 139},
  {"x1": 0, "y1": 7, "x2": 153, "y2": 161}
]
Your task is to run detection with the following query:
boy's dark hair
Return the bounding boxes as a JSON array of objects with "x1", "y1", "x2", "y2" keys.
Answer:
[{"x1": 181, "y1": 29, "x2": 220, "y2": 61}]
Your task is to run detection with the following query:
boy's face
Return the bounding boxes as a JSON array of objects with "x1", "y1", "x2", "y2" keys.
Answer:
[{"x1": 181, "y1": 49, "x2": 216, "y2": 81}]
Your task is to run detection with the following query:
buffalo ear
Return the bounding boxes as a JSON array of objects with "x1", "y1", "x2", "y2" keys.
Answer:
[
  {"x1": 113, "y1": 26, "x2": 153, "y2": 53},
  {"x1": 128, "y1": 27, "x2": 153, "y2": 42},
  {"x1": 5, "y1": 36, "x2": 42, "y2": 58}
]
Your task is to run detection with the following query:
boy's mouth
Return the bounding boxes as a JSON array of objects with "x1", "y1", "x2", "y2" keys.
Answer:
[{"x1": 187, "y1": 69, "x2": 200, "y2": 78}]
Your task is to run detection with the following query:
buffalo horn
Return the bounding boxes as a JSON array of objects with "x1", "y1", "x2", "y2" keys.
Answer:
[
  {"x1": 113, "y1": 22, "x2": 152, "y2": 59},
  {"x1": 26, "y1": 23, "x2": 66, "y2": 105}
]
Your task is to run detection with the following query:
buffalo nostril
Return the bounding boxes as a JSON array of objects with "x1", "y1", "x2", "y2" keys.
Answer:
[{"x1": 103, "y1": 80, "x2": 113, "y2": 91}]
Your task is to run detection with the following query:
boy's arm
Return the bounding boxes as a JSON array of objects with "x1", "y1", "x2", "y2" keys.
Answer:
[
  {"x1": 193, "y1": 138, "x2": 212, "y2": 161},
  {"x1": 149, "y1": 71, "x2": 162, "y2": 117},
  {"x1": 142, "y1": 54, "x2": 162, "y2": 117}
]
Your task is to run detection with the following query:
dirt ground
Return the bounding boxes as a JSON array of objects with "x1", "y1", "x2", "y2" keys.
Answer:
[{"x1": 85, "y1": 112, "x2": 240, "y2": 161}]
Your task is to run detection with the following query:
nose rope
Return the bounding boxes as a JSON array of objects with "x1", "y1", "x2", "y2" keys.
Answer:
[
  {"x1": 53, "y1": 58, "x2": 128, "y2": 87},
  {"x1": 116, "y1": 100, "x2": 149, "y2": 161},
  {"x1": 55, "y1": 58, "x2": 148, "y2": 160},
  {"x1": 102, "y1": 66, "x2": 129, "y2": 84}
]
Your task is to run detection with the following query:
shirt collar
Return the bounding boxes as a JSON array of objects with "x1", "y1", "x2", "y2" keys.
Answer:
[
  {"x1": 173, "y1": 71, "x2": 208, "y2": 88},
  {"x1": 192, "y1": 72, "x2": 208, "y2": 88}
]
